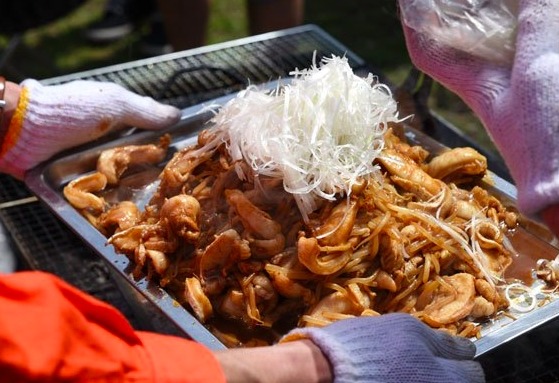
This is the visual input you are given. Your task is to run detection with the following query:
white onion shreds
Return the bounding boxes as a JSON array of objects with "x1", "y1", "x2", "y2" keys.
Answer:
[
  {"x1": 505, "y1": 283, "x2": 538, "y2": 313},
  {"x1": 388, "y1": 203, "x2": 497, "y2": 288},
  {"x1": 209, "y1": 56, "x2": 402, "y2": 221}
]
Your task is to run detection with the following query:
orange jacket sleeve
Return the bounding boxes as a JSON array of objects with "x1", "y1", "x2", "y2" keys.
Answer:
[{"x1": 0, "y1": 271, "x2": 226, "y2": 383}]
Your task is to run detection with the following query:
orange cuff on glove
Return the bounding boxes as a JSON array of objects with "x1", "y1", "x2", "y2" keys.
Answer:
[{"x1": 0, "y1": 85, "x2": 29, "y2": 163}]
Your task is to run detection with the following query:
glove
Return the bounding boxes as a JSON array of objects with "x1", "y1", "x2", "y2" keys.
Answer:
[
  {"x1": 282, "y1": 313, "x2": 485, "y2": 383},
  {"x1": 0, "y1": 79, "x2": 181, "y2": 179},
  {"x1": 398, "y1": 0, "x2": 559, "y2": 235}
]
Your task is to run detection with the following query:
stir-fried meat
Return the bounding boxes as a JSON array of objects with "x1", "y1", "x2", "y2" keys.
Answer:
[
  {"x1": 65, "y1": 127, "x2": 521, "y2": 346},
  {"x1": 420, "y1": 273, "x2": 476, "y2": 326},
  {"x1": 97, "y1": 134, "x2": 170, "y2": 185}
]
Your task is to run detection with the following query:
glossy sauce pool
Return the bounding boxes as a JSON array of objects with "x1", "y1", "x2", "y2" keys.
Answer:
[{"x1": 505, "y1": 225, "x2": 559, "y2": 285}]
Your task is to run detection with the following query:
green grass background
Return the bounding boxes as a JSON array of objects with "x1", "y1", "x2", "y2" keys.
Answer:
[{"x1": 0, "y1": 0, "x2": 494, "y2": 154}]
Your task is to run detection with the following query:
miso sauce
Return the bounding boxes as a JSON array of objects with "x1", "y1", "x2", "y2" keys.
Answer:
[{"x1": 505, "y1": 226, "x2": 559, "y2": 285}]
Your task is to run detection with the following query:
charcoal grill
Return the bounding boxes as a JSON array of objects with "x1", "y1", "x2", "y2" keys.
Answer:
[
  {"x1": 41, "y1": 25, "x2": 372, "y2": 107},
  {"x1": 2, "y1": 24, "x2": 559, "y2": 382}
]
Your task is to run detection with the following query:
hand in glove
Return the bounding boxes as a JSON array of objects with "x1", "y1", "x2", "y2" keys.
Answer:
[
  {"x1": 398, "y1": 0, "x2": 559, "y2": 236},
  {"x1": 0, "y1": 79, "x2": 180, "y2": 179},
  {"x1": 282, "y1": 313, "x2": 485, "y2": 383}
]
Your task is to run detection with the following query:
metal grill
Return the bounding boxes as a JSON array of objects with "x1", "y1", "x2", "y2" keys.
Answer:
[
  {"x1": 2, "y1": 24, "x2": 559, "y2": 382},
  {"x1": 43, "y1": 25, "x2": 369, "y2": 109}
]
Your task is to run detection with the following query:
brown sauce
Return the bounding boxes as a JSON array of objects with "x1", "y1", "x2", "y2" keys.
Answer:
[{"x1": 505, "y1": 225, "x2": 559, "y2": 285}]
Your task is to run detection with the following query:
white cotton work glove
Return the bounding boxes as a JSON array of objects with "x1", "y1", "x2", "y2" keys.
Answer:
[
  {"x1": 398, "y1": 0, "x2": 559, "y2": 236},
  {"x1": 0, "y1": 79, "x2": 180, "y2": 179},
  {"x1": 282, "y1": 313, "x2": 485, "y2": 383}
]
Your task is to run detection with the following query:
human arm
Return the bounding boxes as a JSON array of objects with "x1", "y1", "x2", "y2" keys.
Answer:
[
  {"x1": 397, "y1": 0, "x2": 559, "y2": 237},
  {"x1": 0, "y1": 78, "x2": 180, "y2": 179},
  {"x1": 0, "y1": 271, "x2": 225, "y2": 383},
  {"x1": 0, "y1": 270, "x2": 328, "y2": 383},
  {"x1": 0, "y1": 270, "x2": 327, "y2": 383},
  {"x1": 215, "y1": 339, "x2": 332, "y2": 383}
]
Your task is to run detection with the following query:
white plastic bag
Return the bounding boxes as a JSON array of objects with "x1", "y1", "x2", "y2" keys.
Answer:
[{"x1": 399, "y1": 0, "x2": 519, "y2": 65}]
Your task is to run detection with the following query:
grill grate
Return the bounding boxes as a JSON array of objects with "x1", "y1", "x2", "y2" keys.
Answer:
[
  {"x1": 43, "y1": 26, "x2": 368, "y2": 110},
  {"x1": 0, "y1": 174, "x2": 33, "y2": 203}
]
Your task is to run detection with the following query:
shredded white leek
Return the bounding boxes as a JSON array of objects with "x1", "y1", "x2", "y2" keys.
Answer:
[
  {"x1": 388, "y1": 203, "x2": 498, "y2": 288},
  {"x1": 209, "y1": 55, "x2": 402, "y2": 221},
  {"x1": 505, "y1": 283, "x2": 538, "y2": 313}
]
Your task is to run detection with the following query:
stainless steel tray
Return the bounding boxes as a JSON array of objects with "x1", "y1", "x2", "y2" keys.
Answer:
[{"x1": 25, "y1": 88, "x2": 559, "y2": 357}]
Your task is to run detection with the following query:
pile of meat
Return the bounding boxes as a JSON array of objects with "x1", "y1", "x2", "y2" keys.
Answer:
[{"x1": 64, "y1": 126, "x2": 519, "y2": 347}]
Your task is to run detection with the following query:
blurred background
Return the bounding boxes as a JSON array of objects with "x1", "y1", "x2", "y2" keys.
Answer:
[{"x1": 0, "y1": 0, "x2": 494, "y2": 155}]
